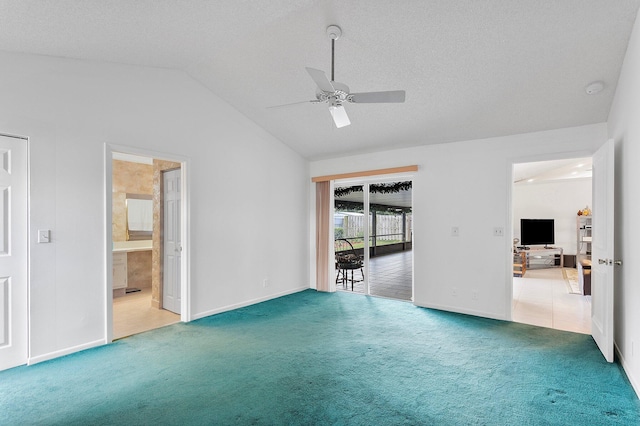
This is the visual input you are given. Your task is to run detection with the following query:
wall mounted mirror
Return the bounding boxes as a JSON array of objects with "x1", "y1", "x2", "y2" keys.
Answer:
[{"x1": 126, "y1": 194, "x2": 153, "y2": 241}]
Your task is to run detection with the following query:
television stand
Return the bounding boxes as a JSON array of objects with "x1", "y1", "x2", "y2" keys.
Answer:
[{"x1": 519, "y1": 247, "x2": 563, "y2": 269}]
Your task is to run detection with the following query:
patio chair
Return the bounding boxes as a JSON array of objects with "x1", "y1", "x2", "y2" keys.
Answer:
[{"x1": 335, "y1": 238, "x2": 364, "y2": 291}]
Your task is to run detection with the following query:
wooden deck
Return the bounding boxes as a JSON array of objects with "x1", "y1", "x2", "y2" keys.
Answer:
[{"x1": 336, "y1": 250, "x2": 412, "y2": 301}]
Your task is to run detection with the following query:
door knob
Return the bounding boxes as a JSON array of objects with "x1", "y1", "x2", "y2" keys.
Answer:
[{"x1": 614, "y1": 260, "x2": 623, "y2": 266}]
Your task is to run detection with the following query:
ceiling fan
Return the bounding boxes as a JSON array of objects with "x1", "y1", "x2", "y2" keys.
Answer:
[{"x1": 272, "y1": 25, "x2": 406, "y2": 128}]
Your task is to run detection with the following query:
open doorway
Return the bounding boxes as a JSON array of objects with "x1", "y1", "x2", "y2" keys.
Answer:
[
  {"x1": 333, "y1": 179, "x2": 413, "y2": 301},
  {"x1": 107, "y1": 149, "x2": 187, "y2": 341},
  {"x1": 511, "y1": 157, "x2": 592, "y2": 334}
]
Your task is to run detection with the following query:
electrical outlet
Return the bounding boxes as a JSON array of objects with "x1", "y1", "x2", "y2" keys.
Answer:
[
  {"x1": 263, "y1": 279, "x2": 269, "y2": 288},
  {"x1": 451, "y1": 227, "x2": 459, "y2": 237},
  {"x1": 472, "y1": 291, "x2": 478, "y2": 300},
  {"x1": 493, "y1": 227, "x2": 504, "y2": 237},
  {"x1": 452, "y1": 287, "x2": 458, "y2": 297}
]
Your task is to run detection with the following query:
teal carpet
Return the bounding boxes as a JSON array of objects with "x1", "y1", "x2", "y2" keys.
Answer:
[{"x1": 1, "y1": 290, "x2": 638, "y2": 425}]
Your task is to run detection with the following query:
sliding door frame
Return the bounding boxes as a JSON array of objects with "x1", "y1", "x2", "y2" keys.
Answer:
[
  {"x1": 333, "y1": 174, "x2": 414, "y2": 298},
  {"x1": 312, "y1": 165, "x2": 417, "y2": 295}
]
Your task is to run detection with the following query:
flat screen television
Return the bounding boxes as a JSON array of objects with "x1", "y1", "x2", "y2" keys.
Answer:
[{"x1": 520, "y1": 219, "x2": 554, "y2": 247}]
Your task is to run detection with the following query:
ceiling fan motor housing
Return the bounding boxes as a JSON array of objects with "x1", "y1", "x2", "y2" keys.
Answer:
[{"x1": 316, "y1": 81, "x2": 350, "y2": 104}]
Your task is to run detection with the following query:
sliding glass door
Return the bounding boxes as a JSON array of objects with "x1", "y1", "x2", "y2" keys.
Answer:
[
  {"x1": 334, "y1": 185, "x2": 366, "y2": 293},
  {"x1": 333, "y1": 180, "x2": 413, "y2": 301}
]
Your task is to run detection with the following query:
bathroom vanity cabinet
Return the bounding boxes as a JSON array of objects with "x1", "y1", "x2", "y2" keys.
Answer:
[
  {"x1": 112, "y1": 240, "x2": 152, "y2": 297},
  {"x1": 112, "y1": 252, "x2": 128, "y2": 297}
]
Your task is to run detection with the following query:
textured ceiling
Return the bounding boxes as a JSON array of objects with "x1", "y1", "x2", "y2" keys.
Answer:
[{"x1": 1, "y1": 1, "x2": 638, "y2": 160}]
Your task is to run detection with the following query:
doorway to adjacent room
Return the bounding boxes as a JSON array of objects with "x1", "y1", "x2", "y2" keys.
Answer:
[
  {"x1": 511, "y1": 157, "x2": 592, "y2": 334},
  {"x1": 107, "y1": 148, "x2": 188, "y2": 341},
  {"x1": 333, "y1": 178, "x2": 413, "y2": 302}
]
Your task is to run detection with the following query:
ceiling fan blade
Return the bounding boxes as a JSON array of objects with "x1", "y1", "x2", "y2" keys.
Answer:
[
  {"x1": 349, "y1": 90, "x2": 406, "y2": 103},
  {"x1": 306, "y1": 67, "x2": 335, "y2": 93},
  {"x1": 329, "y1": 105, "x2": 351, "y2": 128},
  {"x1": 267, "y1": 100, "x2": 322, "y2": 109}
]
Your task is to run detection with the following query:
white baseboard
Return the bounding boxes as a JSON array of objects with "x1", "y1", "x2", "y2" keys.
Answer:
[
  {"x1": 28, "y1": 339, "x2": 106, "y2": 366},
  {"x1": 615, "y1": 342, "x2": 640, "y2": 399},
  {"x1": 26, "y1": 288, "x2": 310, "y2": 365},
  {"x1": 190, "y1": 286, "x2": 309, "y2": 321},
  {"x1": 413, "y1": 300, "x2": 508, "y2": 322}
]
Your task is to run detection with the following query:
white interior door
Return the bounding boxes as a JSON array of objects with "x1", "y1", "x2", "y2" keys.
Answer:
[
  {"x1": 162, "y1": 169, "x2": 181, "y2": 314},
  {"x1": 591, "y1": 139, "x2": 615, "y2": 362},
  {"x1": 0, "y1": 135, "x2": 28, "y2": 371}
]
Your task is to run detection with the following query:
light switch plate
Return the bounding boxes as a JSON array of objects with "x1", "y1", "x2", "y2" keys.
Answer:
[{"x1": 38, "y1": 230, "x2": 50, "y2": 243}]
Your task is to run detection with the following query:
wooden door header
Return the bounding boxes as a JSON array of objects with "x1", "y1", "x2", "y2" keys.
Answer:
[{"x1": 311, "y1": 165, "x2": 418, "y2": 183}]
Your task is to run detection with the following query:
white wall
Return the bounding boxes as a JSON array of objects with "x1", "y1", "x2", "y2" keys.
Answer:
[
  {"x1": 607, "y1": 8, "x2": 640, "y2": 397},
  {"x1": 513, "y1": 179, "x2": 592, "y2": 254},
  {"x1": 0, "y1": 52, "x2": 309, "y2": 362},
  {"x1": 310, "y1": 124, "x2": 606, "y2": 320}
]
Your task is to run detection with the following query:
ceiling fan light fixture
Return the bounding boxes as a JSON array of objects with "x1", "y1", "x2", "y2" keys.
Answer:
[{"x1": 329, "y1": 104, "x2": 351, "y2": 128}]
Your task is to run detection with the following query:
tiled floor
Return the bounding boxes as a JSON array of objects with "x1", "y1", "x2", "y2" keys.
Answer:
[
  {"x1": 336, "y1": 250, "x2": 412, "y2": 301},
  {"x1": 113, "y1": 288, "x2": 180, "y2": 340},
  {"x1": 513, "y1": 268, "x2": 591, "y2": 334}
]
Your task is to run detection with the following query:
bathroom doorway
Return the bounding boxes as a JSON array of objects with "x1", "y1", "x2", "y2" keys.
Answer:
[{"x1": 106, "y1": 147, "x2": 189, "y2": 341}]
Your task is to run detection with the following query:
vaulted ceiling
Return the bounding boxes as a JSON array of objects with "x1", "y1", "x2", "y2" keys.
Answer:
[{"x1": 1, "y1": 1, "x2": 638, "y2": 160}]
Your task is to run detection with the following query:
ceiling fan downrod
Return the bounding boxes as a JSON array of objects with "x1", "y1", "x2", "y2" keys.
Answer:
[
  {"x1": 331, "y1": 38, "x2": 335, "y2": 82},
  {"x1": 326, "y1": 25, "x2": 342, "y2": 82}
]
